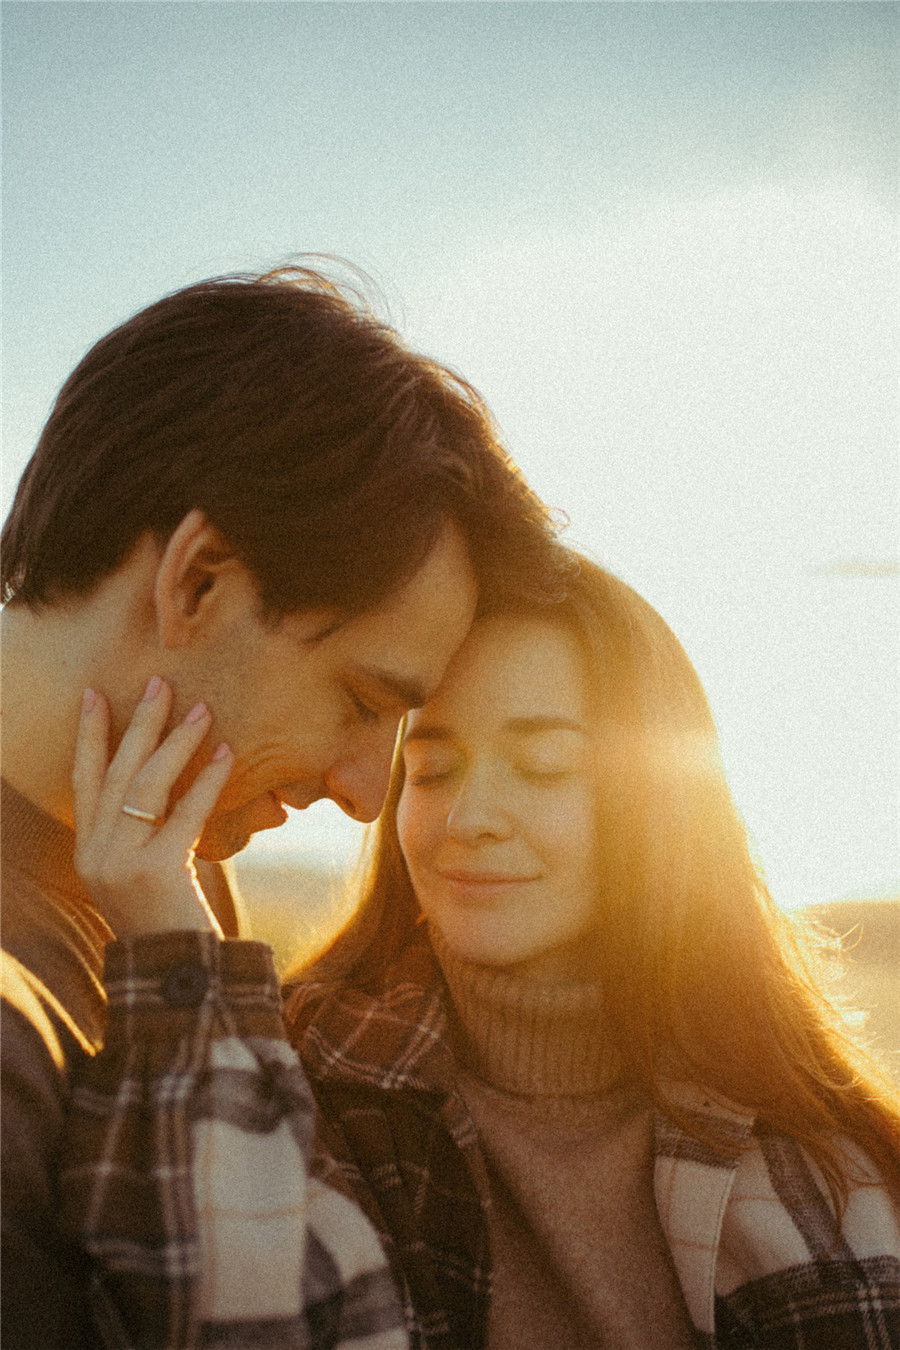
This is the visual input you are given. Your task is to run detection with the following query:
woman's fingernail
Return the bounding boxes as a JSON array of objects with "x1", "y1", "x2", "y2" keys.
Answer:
[
  {"x1": 143, "y1": 675, "x2": 163, "y2": 702},
  {"x1": 82, "y1": 688, "x2": 97, "y2": 714},
  {"x1": 184, "y1": 701, "x2": 209, "y2": 726},
  {"x1": 212, "y1": 742, "x2": 232, "y2": 762}
]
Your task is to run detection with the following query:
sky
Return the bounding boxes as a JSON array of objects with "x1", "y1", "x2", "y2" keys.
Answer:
[{"x1": 3, "y1": 2, "x2": 898, "y2": 910}]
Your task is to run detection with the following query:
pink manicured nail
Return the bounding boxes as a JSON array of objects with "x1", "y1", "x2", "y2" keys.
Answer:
[
  {"x1": 82, "y1": 688, "x2": 97, "y2": 714},
  {"x1": 143, "y1": 675, "x2": 163, "y2": 702},
  {"x1": 211, "y1": 742, "x2": 232, "y2": 762},
  {"x1": 183, "y1": 701, "x2": 209, "y2": 726}
]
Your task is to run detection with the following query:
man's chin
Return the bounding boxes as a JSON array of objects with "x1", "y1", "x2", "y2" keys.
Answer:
[
  {"x1": 195, "y1": 794, "x2": 289, "y2": 862},
  {"x1": 194, "y1": 828, "x2": 253, "y2": 863}
]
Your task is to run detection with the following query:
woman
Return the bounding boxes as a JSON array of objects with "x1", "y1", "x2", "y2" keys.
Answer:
[
  {"x1": 281, "y1": 557, "x2": 900, "y2": 1349},
  {"x1": 68, "y1": 556, "x2": 900, "y2": 1349}
]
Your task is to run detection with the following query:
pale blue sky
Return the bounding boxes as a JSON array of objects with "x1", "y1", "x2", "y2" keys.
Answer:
[{"x1": 3, "y1": 2, "x2": 898, "y2": 907}]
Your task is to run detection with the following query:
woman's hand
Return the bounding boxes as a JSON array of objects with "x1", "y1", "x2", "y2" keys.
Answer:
[{"x1": 73, "y1": 675, "x2": 234, "y2": 940}]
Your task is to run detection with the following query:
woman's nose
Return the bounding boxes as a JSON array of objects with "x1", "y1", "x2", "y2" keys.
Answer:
[{"x1": 446, "y1": 767, "x2": 512, "y2": 842}]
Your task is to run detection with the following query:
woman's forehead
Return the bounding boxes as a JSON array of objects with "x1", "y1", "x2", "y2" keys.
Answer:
[{"x1": 406, "y1": 613, "x2": 591, "y2": 730}]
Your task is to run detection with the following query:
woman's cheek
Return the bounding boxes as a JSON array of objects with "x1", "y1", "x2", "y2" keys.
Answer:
[{"x1": 397, "y1": 792, "x2": 434, "y2": 872}]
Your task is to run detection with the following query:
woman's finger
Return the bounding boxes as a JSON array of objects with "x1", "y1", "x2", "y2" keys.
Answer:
[
  {"x1": 91, "y1": 677, "x2": 174, "y2": 836},
  {"x1": 72, "y1": 689, "x2": 110, "y2": 839},
  {"x1": 120, "y1": 701, "x2": 215, "y2": 822},
  {"x1": 101, "y1": 676, "x2": 173, "y2": 800},
  {"x1": 160, "y1": 744, "x2": 234, "y2": 857}
]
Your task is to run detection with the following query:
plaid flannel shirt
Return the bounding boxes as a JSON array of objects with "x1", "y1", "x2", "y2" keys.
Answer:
[
  {"x1": 59, "y1": 930, "x2": 407, "y2": 1350},
  {"x1": 283, "y1": 928, "x2": 900, "y2": 1350}
]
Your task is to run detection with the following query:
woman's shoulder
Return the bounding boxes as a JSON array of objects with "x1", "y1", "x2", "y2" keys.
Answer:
[
  {"x1": 654, "y1": 1092, "x2": 900, "y2": 1341},
  {"x1": 282, "y1": 928, "x2": 456, "y2": 1092},
  {"x1": 726, "y1": 1127, "x2": 900, "y2": 1248},
  {"x1": 712, "y1": 1130, "x2": 900, "y2": 1342},
  {"x1": 656, "y1": 1082, "x2": 900, "y2": 1233}
]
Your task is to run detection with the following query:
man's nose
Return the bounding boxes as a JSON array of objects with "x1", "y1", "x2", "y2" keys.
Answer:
[
  {"x1": 324, "y1": 740, "x2": 395, "y2": 823},
  {"x1": 446, "y1": 765, "x2": 511, "y2": 843}
]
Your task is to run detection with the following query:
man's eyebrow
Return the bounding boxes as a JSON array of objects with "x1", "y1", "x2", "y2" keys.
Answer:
[
  {"x1": 307, "y1": 619, "x2": 428, "y2": 708},
  {"x1": 359, "y1": 666, "x2": 429, "y2": 710}
]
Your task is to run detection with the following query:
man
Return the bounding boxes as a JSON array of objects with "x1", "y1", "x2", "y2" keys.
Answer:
[{"x1": 1, "y1": 265, "x2": 562, "y2": 1346}]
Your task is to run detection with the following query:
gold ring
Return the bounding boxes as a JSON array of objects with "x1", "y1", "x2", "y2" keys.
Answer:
[{"x1": 121, "y1": 804, "x2": 165, "y2": 827}]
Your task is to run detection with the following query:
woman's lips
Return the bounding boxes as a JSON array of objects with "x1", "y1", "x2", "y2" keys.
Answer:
[{"x1": 436, "y1": 869, "x2": 539, "y2": 901}]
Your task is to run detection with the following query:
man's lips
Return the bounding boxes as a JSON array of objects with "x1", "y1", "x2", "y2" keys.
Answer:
[
  {"x1": 217, "y1": 788, "x2": 323, "y2": 832},
  {"x1": 274, "y1": 789, "x2": 319, "y2": 813}
]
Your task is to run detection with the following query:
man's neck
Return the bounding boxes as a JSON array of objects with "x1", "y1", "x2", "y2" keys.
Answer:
[{"x1": 1, "y1": 585, "x2": 152, "y2": 826}]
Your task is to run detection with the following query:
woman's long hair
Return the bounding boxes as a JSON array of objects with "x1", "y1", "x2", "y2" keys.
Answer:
[{"x1": 294, "y1": 554, "x2": 900, "y2": 1208}]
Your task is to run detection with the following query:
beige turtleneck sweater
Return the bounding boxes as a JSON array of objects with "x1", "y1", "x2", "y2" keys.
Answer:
[{"x1": 432, "y1": 926, "x2": 698, "y2": 1350}]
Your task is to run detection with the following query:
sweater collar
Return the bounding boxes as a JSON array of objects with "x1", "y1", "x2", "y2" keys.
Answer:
[
  {"x1": 1, "y1": 776, "x2": 93, "y2": 903},
  {"x1": 430, "y1": 924, "x2": 621, "y2": 1096}
]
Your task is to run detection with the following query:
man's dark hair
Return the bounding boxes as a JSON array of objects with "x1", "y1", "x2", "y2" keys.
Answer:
[{"x1": 2, "y1": 263, "x2": 564, "y2": 616}]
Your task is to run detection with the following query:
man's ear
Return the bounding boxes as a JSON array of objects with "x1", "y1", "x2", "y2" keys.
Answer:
[{"x1": 154, "y1": 510, "x2": 251, "y2": 649}]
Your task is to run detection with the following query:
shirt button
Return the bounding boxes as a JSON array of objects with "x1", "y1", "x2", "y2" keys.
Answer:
[{"x1": 161, "y1": 962, "x2": 210, "y2": 1008}]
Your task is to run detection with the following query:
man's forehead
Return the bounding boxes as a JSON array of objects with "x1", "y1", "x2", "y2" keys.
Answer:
[
  {"x1": 299, "y1": 526, "x2": 478, "y2": 702},
  {"x1": 309, "y1": 608, "x2": 462, "y2": 690}
]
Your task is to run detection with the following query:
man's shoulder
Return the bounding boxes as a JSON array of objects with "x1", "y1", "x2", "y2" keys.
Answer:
[
  {"x1": 1, "y1": 776, "x2": 111, "y2": 1046},
  {"x1": 1, "y1": 949, "x2": 96, "y2": 1153},
  {"x1": 1, "y1": 948, "x2": 96, "y2": 1068},
  {"x1": 1, "y1": 952, "x2": 99, "y2": 1350},
  {"x1": 1, "y1": 951, "x2": 94, "y2": 1248}
]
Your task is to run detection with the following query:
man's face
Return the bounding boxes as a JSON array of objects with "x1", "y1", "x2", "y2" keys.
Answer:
[{"x1": 179, "y1": 523, "x2": 478, "y2": 861}]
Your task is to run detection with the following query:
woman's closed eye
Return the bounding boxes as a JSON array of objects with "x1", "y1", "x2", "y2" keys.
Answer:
[
  {"x1": 516, "y1": 762, "x2": 578, "y2": 785},
  {"x1": 510, "y1": 728, "x2": 588, "y2": 785},
  {"x1": 403, "y1": 750, "x2": 459, "y2": 786}
]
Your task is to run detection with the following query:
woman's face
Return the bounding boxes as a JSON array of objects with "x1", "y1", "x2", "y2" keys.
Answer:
[{"x1": 397, "y1": 613, "x2": 601, "y2": 980}]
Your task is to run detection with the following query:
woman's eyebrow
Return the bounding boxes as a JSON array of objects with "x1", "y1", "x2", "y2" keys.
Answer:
[{"x1": 404, "y1": 716, "x2": 587, "y2": 746}]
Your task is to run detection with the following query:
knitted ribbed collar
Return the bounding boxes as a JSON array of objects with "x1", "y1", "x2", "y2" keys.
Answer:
[
  {"x1": 1, "y1": 776, "x2": 93, "y2": 903},
  {"x1": 429, "y1": 924, "x2": 622, "y2": 1096}
]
